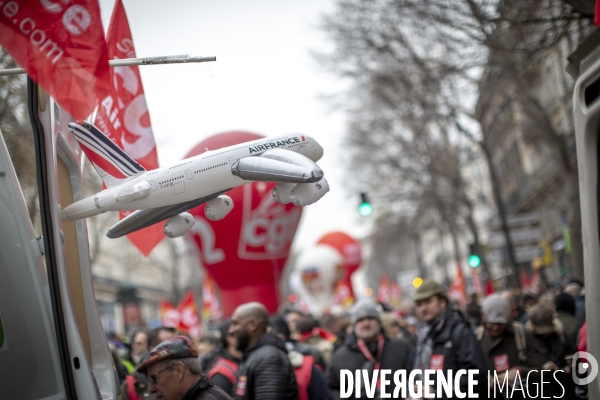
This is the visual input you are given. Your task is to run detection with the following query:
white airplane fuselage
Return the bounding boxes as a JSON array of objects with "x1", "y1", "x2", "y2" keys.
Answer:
[{"x1": 62, "y1": 134, "x2": 323, "y2": 221}]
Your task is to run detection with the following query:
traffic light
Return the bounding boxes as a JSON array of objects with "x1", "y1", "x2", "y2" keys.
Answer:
[
  {"x1": 468, "y1": 242, "x2": 481, "y2": 268},
  {"x1": 358, "y1": 192, "x2": 373, "y2": 216}
]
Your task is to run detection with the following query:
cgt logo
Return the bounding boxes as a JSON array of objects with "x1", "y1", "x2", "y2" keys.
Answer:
[{"x1": 572, "y1": 351, "x2": 599, "y2": 385}]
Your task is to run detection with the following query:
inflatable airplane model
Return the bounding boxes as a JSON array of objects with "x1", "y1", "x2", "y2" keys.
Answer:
[{"x1": 62, "y1": 122, "x2": 329, "y2": 238}]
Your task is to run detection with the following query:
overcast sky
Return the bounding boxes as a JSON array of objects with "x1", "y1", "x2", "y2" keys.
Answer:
[{"x1": 97, "y1": 0, "x2": 372, "y2": 254}]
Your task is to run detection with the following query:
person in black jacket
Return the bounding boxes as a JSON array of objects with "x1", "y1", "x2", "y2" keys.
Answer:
[
  {"x1": 229, "y1": 302, "x2": 299, "y2": 400},
  {"x1": 412, "y1": 279, "x2": 487, "y2": 399},
  {"x1": 207, "y1": 320, "x2": 243, "y2": 395},
  {"x1": 327, "y1": 300, "x2": 413, "y2": 399},
  {"x1": 269, "y1": 315, "x2": 332, "y2": 400}
]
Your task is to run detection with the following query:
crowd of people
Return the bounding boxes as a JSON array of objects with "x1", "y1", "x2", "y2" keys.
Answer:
[{"x1": 107, "y1": 277, "x2": 589, "y2": 400}]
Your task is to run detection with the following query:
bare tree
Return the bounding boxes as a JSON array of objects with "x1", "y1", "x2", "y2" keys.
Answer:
[{"x1": 317, "y1": 0, "x2": 593, "y2": 283}]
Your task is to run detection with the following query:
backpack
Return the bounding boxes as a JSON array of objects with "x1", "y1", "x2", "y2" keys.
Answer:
[{"x1": 288, "y1": 350, "x2": 314, "y2": 400}]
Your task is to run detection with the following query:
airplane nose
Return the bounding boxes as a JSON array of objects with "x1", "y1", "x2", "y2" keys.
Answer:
[{"x1": 308, "y1": 136, "x2": 324, "y2": 161}]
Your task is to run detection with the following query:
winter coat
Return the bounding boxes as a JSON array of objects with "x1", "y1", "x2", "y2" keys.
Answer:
[
  {"x1": 415, "y1": 309, "x2": 488, "y2": 399},
  {"x1": 180, "y1": 375, "x2": 233, "y2": 400},
  {"x1": 326, "y1": 332, "x2": 413, "y2": 400},
  {"x1": 556, "y1": 310, "x2": 580, "y2": 350},
  {"x1": 479, "y1": 322, "x2": 546, "y2": 374},
  {"x1": 231, "y1": 332, "x2": 298, "y2": 400},
  {"x1": 478, "y1": 322, "x2": 547, "y2": 399}
]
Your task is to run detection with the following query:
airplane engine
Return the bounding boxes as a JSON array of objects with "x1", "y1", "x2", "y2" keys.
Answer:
[
  {"x1": 204, "y1": 195, "x2": 234, "y2": 221},
  {"x1": 164, "y1": 212, "x2": 195, "y2": 238},
  {"x1": 114, "y1": 180, "x2": 152, "y2": 203},
  {"x1": 272, "y1": 182, "x2": 296, "y2": 204},
  {"x1": 290, "y1": 177, "x2": 329, "y2": 207}
]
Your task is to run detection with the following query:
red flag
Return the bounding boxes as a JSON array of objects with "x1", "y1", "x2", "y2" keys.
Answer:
[
  {"x1": 94, "y1": 0, "x2": 163, "y2": 256},
  {"x1": 202, "y1": 274, "x2": 222, "y2": 322},
  {"x1": 448, "y1": 263, "x2": 467, "y2": 309},
  {"x1": 520, "y1": 269, "x2": 532, "y2": 292},
  {"x1": 0, "y1": 0, "x2": 111, "y2": 119},
  {"x1": 376, "y1": 272, "x2": 391, "y2": 305},
  {"x1": 389, "y1": 280, "x2": 403, "y2": 308},
  {"x1": 160, "y1": 299, "x2": 180, "y2": 328},
  {"x1": 485, "y1": 277, "x2": 495, "y2": 296},
  {"x1": 178, "y1": 291, "x2": 202, "y2": 338}
]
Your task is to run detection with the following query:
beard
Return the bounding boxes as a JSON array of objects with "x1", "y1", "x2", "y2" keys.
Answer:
[{"x1": 236, "y1": 331, "x2": 251, "y2": 352}]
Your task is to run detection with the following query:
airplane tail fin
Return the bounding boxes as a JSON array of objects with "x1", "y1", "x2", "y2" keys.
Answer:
[{"x1": 67, "y1": 122, "x2": 146, "y2": 188}]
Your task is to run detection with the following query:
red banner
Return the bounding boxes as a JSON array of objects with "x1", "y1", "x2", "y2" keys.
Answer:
[
  {"x1": 0, "y1": 0, "x2": 111, "y2": 119},
  {"x1": 93, "y1": 0, "x2": 163, "y2": 256}
]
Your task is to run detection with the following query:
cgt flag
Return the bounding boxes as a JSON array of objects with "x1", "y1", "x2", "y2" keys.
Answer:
[
  {"x1": 95, "y1": 0, "x2": 163, "y2": 256},
  {"x1": 178, "y1": 291, "x2": 202, "y2": 339},
  {"x1": 0, "y1": 0, "x2": 111, "y2": 119},
  {"x1": 160, "y1": 299, "x2": 181, "y2": 328},
  {"x1": 202, "y1": 274, "x2": 222, "y2": 322},
  {"x1": 448, "y1": 262, "x2": 468, "y2": 310}
]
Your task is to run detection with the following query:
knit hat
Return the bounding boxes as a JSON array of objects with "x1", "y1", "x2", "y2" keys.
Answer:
[
  {"x1": 482, "y1": 294, "x2": 511, "y2": 324},
  {"x1": 137, "y1": 335, "x2": 198, "y2": 373},
  {"x1": 528, "y1": 305, "x2": 555, "y2": 335},
  {"x1": 351, "y1": 300, "x2": 382, "y2": 325},
  {"x1": 412, "y1": 279, "x2": 448, "y2": 302},
  {"x1": 554, "y1": 292, "x2": 576, "y2": 316}
]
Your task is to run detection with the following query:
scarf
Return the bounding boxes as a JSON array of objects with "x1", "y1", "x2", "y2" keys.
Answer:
[{"x1": 413, "y1": 308, "x2": 450, "y2": 372}]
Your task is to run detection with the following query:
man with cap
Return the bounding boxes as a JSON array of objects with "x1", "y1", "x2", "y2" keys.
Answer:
[
  {"x1": 412, "y1": 279, "x2": 487, "y2": 398},
  {"x1": 228, "y1": 302, "x2": 299, "y2": 400},
  {"x1": 477, "y1": 294, "x2": 545, "y2": 398},
  {"x1": 326, "y1": 299, "x2": 413, "y2": 399},
  {"x1": 527, "y1": 304, "x2": 575, "y2": 397},
  {"x1": 137, "y1": 335, "x2": 232, "y2": 400}
]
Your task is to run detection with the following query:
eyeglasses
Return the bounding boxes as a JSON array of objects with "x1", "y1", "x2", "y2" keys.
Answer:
[{"x1": 148, "y1": 364, "x2": 175, "y2": 384}]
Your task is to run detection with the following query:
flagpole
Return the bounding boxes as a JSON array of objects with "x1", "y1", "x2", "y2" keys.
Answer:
[{"x1": 0, "y1": 54, "x2": 217, "y2": 76}]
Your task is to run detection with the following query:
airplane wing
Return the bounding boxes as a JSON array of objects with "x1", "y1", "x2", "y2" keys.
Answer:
[
  {"x1": 232, "y1": 149, "x2": 323, "y2": 183},
  {"x1": 106, "y1": 190, "x2": 229, "y2": 238}
]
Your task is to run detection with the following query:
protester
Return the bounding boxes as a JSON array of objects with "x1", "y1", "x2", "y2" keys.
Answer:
[
  {"x1": 286, "y1": 309, "x2": 305, "y2": 341},
  {"x1": 527, "y1": 304, "x2": 575, "y2": 397},
  {"x1": 412, "y1": 279, "x2": 487, "y2": 398},
  {"x1": 229, "y1": 302, "x2": 299, "y2": 400},
  {"x1": 564, "y1": 279, "x2": 586, "y2": 329},
  {"x1": 295, "y1": 316, "x2": 335, "y2": 369},
  {"x1": 327, "y1": 299, "x2": 413, "y2": 399},
  {"x1": 137, "y1": 335, "x2": 232, "y2": 400},
  {"x1": 466, "y1": 293, "x2": 482, "y2": 329},
  {"x1": 270, "y1": 315, "x2": 331, "y2": 400},
  {"x1": 207, "y1": 320, "x2": 243, "y2": 395},
  {"x1": 198, "y1": 333, "x2": 220, "y2": 372},
  {"x1": 130, "y1": 329, "x2": 150, "y2": 366},
  {"x1": 477, "y1": 294, "x2": 546, "y2": 398},
  {"x1": 554, "y1": 291, "x2": 580, "y2": 350},
  {"x1": 121, "y1": 326, "x2": 177, "y2": 400}
]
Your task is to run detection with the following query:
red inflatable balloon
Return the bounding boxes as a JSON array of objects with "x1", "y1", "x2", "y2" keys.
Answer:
[
  {"x1": 185, "y1": 132, "x2": 302, "y2": 317},
  {"x1": 317, "y1": 232, "x2": 362, "y2": 301}
]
